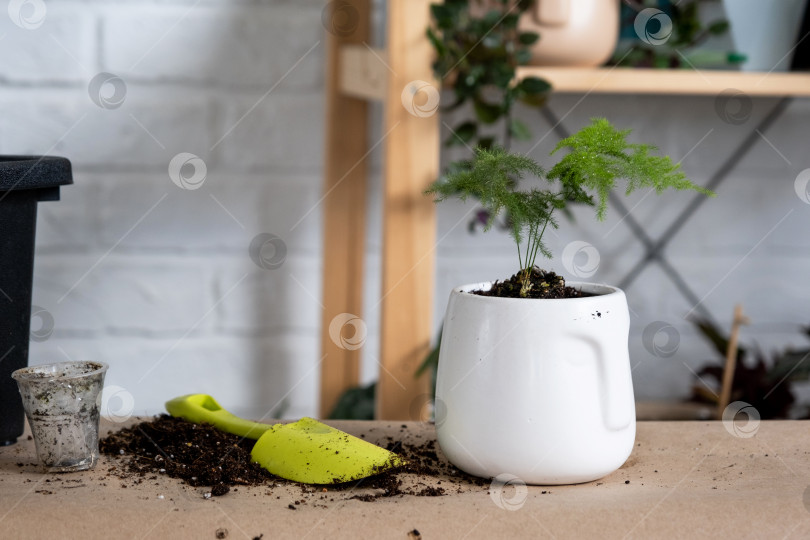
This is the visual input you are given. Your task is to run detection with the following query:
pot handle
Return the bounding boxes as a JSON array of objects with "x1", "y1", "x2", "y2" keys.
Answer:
[{"x1": 533, "y1": 0, "x2": 570, "y2": 26}]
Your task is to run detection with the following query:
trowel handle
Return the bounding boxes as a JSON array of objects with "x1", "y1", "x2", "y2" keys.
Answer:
[{"x1": 165, "y1": 394, "x2": 273, "y2": 440}]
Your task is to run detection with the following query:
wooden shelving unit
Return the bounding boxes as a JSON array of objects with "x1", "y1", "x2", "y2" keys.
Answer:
[
  {"x1": 321, "y1": 0, "x2": 437, "y2": 420},
  {"x1": 517, "y1": 67, "x2": 810, "y2": 96},
  {"x1": 321, "y1": 0, "x2": 810, "y2": 419}
]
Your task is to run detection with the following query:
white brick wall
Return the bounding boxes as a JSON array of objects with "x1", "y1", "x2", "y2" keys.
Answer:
[
  {"x1": 101, "y1": 5, "x2": 323, "y2": 90},
  {"x1": 0, "y1": 8, "x2": 93, "y2": 82},
  {"x1": 4, "y1": 1, "x2": 809, "y2": 419},
  {"x1": 4, "y1": 0, "x2": 325, "y2": 419}
]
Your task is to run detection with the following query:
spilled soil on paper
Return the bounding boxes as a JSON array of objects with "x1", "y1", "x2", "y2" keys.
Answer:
[{"x1": 99, "y1": 415, "x2": 486, "y2": 502}]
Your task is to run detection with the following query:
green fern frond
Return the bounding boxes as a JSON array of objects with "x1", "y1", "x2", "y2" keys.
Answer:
[
  {"x1": 426, "y1": 146, "x2": 547, "y2": 237},
  {"x1": 548, "y1": 118, "x2": 714, "y2": 220},
  {"x1": 426, "y1": 118, "x2": 715, "y2": 297}
]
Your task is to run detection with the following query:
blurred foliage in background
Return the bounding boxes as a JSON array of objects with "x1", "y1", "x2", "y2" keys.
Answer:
[
  {"x1": 690, "y1": 320, "x2": 810, "y2": 419},
  {"x1": 328, "y1": 382, "x2": 375, "y2": 420},
  {"x1": 428, "y1": 0, "x2": 550, "y2": 151},
  {"x1": 614, "y1": 0, "x2": 743, "y2": 69}
]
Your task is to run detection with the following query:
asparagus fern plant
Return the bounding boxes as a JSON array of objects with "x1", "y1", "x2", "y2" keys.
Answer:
[{"x1": 426, "y1": 118, "x2": 715, "y2": 297}]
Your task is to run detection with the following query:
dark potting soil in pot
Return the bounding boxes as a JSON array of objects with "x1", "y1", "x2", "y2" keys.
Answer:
[
  {"x1": 99, "y1": 416, "x2": 486, "y2": 502},
  {"x1": 473, "y1": 268, "x2": 593, "y2": 299}
]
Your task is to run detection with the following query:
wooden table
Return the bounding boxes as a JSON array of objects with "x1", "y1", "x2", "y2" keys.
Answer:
[{"x1": 1, "y1": 420, "x2": 809, "y2": 539}]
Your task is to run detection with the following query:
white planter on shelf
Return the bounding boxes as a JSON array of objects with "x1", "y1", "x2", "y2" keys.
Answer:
[
  {"x1": 435, "y1": 281, "x2": 635, "y2": 485},
  {"x1": 520, "y1": 0, "x2": 620, "y2": 67},
  {"x1": 471, "y1": 0, "x2": 620, "y2": 66},
  {"x1": 723, "y1": 0, "x2": 807, "y2": 71}
]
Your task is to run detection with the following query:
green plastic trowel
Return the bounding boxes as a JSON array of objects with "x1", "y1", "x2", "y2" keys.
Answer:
[{"x1": 165, "y1": 394, "x2": 404, "y2": 484}]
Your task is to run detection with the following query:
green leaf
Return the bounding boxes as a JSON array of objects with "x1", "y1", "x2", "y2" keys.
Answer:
[
  {"x1": 490, "y1": 62, "x2": 516, "y2": 88},
  {"x1": 692, "y1": 318, "x2": 739, "y2": 359},
  {"x1": 426, "y1": 27, "x2": 447, "y2": 57},
  {"x1": 515, "y1": 49, "x2": 532, "y2": 65},
  {"x1": 466, "y1": 64, "x2": 487, "y2": 86},
  {"x1": 483, "y1": 9, "x2": 502, "y2": 27},
  {"x1": 327, "y1": 382, "x2": 376, "y2": 420},
  {"x1": 767, "y1": 350, "x2": 810, "y2": 384},
  {"x1": 473, "y1": 98, "x2": 502, "y2": 124},
  {"x1": 517, "y1": 76, "x2": 550, "y2": 107},
  {"x1": 518, "y1": 93, "x2": 547, "y2": 108},
  {"x1": 509, "y1": 118, "x2": 532, "y2": 141},
  {"x1": 453, "y1": 76, "x2": 477, "y2": 100},
  {"x1": 708, "y1": 21, "x2": 729, "y2": 35},
  {"x1": 446, "y1": 121, "x2": 477, "y2": 147},
  {"x1": 502, "y1": 13, "x2": 520, "y2": 29},
  {"x1": 430, "y1": 4, "x2": 456, "y2": 29},
  {"x1": 477, "y1": 136, "x2": 496, "y2": 150},
  {"x1": 548, "y1": 118, "x2": 715, "y2": 220},
  {"x1": 482, "y1": 33, "x2": 504, "y2": 50},
  {"x1": 518, "y1": 32, "x2": 539, "y2": 46},
  {"x1": 519, "y1": 76, "x2": 551, "y2": 95},
  {"x1": 427, "y1": 0, "x2": 553, "y2": 165},
  {"x1": 426, "y1": 146, "x2": 547, "y2": 265}
]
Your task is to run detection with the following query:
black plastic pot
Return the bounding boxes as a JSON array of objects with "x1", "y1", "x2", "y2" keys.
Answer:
[{"x1": 0, "y1": 156, "x2": 72, "y2": 445}]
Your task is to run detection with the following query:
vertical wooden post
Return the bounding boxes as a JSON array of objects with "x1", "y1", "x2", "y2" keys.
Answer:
[
  {"x1": 319, "y1": 0, "x2": 372, "y2": 418},
  {"x1": 378, "y1": 0, "x2": 439, "y2": 419}
]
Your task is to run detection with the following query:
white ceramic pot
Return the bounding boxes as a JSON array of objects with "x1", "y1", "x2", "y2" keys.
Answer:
[
  {"x1": 520, "y1": 0, "x2": 620, "y2": 67},
  {"x1": 723, "y1": 0, "x2": 807, "y2": 72},
  {"x1": 435, "y1": 281, "x2": 635, "y2": 485},
  {"x1": 470, "y1": 0, "x2": 619, "y2": 67}
]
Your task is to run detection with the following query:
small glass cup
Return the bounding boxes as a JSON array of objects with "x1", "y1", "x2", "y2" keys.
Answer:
[{"x1": 11, "y1": 361, "x2": 108, "y2": 472}]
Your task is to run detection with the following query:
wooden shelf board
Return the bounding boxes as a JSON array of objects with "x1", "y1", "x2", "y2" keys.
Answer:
[{"x1": 517, "y1": 67, "x2": 810, "y2": 97}]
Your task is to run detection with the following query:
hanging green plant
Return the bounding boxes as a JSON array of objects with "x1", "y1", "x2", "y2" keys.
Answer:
[{"x1": 427, "y1": 0, "x2": 551, "y2": 151}]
